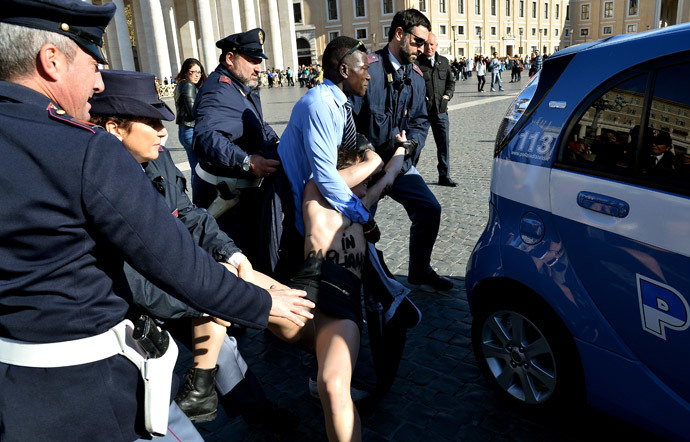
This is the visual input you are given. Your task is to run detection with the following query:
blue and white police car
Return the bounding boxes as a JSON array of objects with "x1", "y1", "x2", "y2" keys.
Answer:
[{"x1": 466, "y1": 24, "x2": 690, "y2": 440}]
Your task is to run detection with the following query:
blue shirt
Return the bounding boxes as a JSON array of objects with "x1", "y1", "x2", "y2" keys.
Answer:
[{"x1": 278, "y1": 79, "x2": 369, "y2": 235}]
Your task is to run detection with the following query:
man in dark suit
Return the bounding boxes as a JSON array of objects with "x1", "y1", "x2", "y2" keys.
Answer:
[{"x1": 417, "y1": 32, "x2": 457, "y2": 187}]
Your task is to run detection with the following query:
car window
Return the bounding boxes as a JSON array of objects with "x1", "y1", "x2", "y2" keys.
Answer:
[
  {"x1": 643, "y1": 63, "x2": 690, "y2": 183},
  {"x1": 562, "y1": 74, "x2": 647, "y2": 174}
]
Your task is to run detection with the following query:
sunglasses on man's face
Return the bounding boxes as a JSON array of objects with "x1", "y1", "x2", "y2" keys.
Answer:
[
  {"x1": 337, "y1": 41, "x2": 366, "y2": 66},
  {"x1": 405, "y1": 30, "x2": 426, "y2": 47}
]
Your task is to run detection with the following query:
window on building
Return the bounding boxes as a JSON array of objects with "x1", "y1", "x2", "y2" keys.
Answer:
[
  {"x1": 440, "y1": 0, "x2": 447, "y2": 13},
  {"x1": 506, "y1": 0, "x2": 511, "y2": 16},
  {"x1": 603, "y1": 26, "x2": 613, "y2": 35},
  {"x1": 457, "y1": 0, "x2": 464, "y2": 14},
  {"x1": 554, "y1": 28, "x2": 559, "y2": 36},
  {"x1": 491, "y1": 0, "x2": 496, "y2": 15},
  {"x1": 604, "y1": 1, "x2": 613, "y2": 18},
  {"x1": 491, "y1": 26, "x2": 496, "y2": 35},
  {"x1": 457, "y1": 25, "x2": 465, "y2": 34},
  {"x1": 382, "y1": 0, "x2": 393, "y2": 14},
  {"x1": 356, "y1": 28, "x2": 368, "y2": 39},
  {"x1": 556, "y1": 4, "x2": 559, "y2": 19},
  {"x1": 531, "y1": 27, "x2": 536, "y2": 36},
  {"x1": 580, "y1": 28, "x2": 589, "y2": 36},
  {"x1": 475, "y1": 25, "x2": 482, "y2": 35},
  {"x1": 440, "y1": 24, "x2": 448, "y2": 35},
  {"x1": 628, "y1": 0, "x2": 638, "y2": 16},
  {"x1": 293, "y1": 1, "x2": 303, "y2": 24},
  {"x1": 419, "y1": 0, "x2": 427, "y2": 11},
  {"x1": 327, "y1": 0, "x2": 338, "y2": 20},
  {"x1": 532, "y1": 1, "x2": 536, "y2": 18},
  {"x1": 543, "y1": 28, "x2": 548, "y2": 36},
  {"x1": 506, "y1": 26, "x2": 512, "y2": 35},
  {"x1": 566, "y1": 4, "x2": 570, "y2": 20},
  {"x1": 564, "y1": 28, "x2": 569, "y2": 36},
  {"x1": 544, "y1": 3, "x2": 548, "y2": 19},
  {"x1": 627, "y1": 23, "x2": 638, "y2": 33},
  {"x1": 383, "y1": 25, "x2": 391, "y2": 38},
  {"x1": 475, "y1": 0, "x2": 481, "y2": 14},
  {"x1": 329, "y1": 31, "x2": 340, "y2": 41},
  {"x1": 355, "y1": 0, "x2": 366, "y2": 17},
  {"x1": 519, "y1": 0, "x2": 524, "y2": 17},
  {"x1": 581, "y1": 4, "x2": 590, "y2": 20}
]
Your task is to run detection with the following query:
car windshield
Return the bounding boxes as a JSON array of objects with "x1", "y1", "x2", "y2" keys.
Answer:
[{"x1": 494, "y1": 73, "x2": 540, "y2": 155}]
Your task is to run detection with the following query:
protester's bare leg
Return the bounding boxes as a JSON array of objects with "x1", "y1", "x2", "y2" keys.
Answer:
[
  {"x1": 315, "y1": 313, "x2": 361, "y2": 442},
  {"x1": 191, "y1": 316, "x2": 228, "y2": 369}
]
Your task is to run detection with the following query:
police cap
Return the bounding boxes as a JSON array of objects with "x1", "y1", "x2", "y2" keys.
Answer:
[
  {"x1": 648, "y1": 128, "x2": 672, "y2": 146},
  {"x1": 216, "y1": 28, "x2": 268, "y2": 59},
  {"x1": 0, "y1": 0, "x2": 115, "y2": 64},
  {"x1": 89, "y1": 70, "x2": 175, "y2": 121}
]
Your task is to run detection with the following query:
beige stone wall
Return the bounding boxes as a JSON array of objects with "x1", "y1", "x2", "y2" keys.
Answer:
[{"x1": 299, "y1": 0, "x2": 690, "y2": 62}]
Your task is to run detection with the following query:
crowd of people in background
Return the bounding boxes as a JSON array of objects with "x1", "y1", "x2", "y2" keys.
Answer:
[{"x1": 258, "y1": 64, "x2": 324, "y2": 88}]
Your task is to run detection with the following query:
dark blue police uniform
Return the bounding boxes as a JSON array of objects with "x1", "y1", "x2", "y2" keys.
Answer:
[
  {"x1": 352, "y1": 47, "x2": 443, "y2": 282},
  {"x1": 0, "y1": 78, "x2": 270, "y2": 442},
  {"x1": 192, "y1": 30, "x2": 281, "y2": 273}
]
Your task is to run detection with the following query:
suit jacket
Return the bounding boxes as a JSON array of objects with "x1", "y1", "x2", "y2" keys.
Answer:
[{"x1": 417, "y1": 52, "x2": 455, "y2": 116}]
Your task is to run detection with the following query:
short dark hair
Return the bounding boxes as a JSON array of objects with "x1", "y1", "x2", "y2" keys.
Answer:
[
  {"x1": 388, "y1": 9, "x2": 431, "y2": 42},
  {"x1": 322, "y1": 36, "x2": 362, "y2": 72}
]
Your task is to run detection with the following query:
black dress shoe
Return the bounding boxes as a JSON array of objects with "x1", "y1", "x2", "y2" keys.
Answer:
[
  {"x1": 408, "y1": 271, "x2": 454, "y2": 292},
  {"x1": 438, "y1": 177, "x2": 458, "y2": 187}
]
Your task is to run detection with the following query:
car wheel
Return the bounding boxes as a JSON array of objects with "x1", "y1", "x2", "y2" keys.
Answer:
[{"x1": 471, "y1": 293, "x2": 583, "y2": 409}]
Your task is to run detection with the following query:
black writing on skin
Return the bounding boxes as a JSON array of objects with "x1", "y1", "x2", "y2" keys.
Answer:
[{"x1": 307, "y1": 246, "x2": 364, "y2": 272}]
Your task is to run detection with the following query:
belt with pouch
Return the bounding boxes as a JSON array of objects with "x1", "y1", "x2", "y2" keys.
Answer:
[
  {"x1": 195, "y1": 164, "x2": 263, "y2": 190},
  {"x1": 0, "y1": 319, "x2": 178, "y2": 437}
]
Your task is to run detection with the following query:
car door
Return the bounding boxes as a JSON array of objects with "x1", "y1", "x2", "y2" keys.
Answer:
[{"x1": 549, "y1": 62, "x2": 690, "y2": 402}]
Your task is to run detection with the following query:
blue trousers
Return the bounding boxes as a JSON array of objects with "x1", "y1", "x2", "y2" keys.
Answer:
[
  {"x1": 178, "y1": 125, "x2": 197, "y2": 181},
  {"x1": 372, "y1": 169, "x2": 441, "y2": 279},
  {"x1": 428, "y1": 112, "x2": 451, "y2": 180},
  {"x1": 491, "y1": 71, "x2": 503, "y2": 90}
]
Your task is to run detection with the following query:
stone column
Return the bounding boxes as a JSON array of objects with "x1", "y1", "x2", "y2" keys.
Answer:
[
  {"x1": 197, "y1": 0, "x2": 219, "y2": 73},
  {"x1": 267, "y1": 0, "x2": 283, "y2": 69},
  {"x1": 217, "y1": 0, "x2": 242, "y2": 36},
  {"x1": 243, "y1": 0, "x2": 257, "y2": 30},
  {"x1": 161, "y1": 0, "x2": 182, "y2": 76},
  {"x1": 139, "y1": 0, "x2": 173, "y2": 78},
  {"x1": 279, "y1": 0, "x2": 297, "y2": 70},
  {"x1": 108, "y1": 0, "x2": 135, "y2": 70}
]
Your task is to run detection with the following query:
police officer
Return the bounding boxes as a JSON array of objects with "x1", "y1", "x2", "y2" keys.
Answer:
[
  {"x1": 352, "y1": 9, "x2": 453, "y2": 292},
  {"x1": 192, "y1": 28, "x2": 281, "y2": 273},
  {"x1": 0, "y1": 2, "x2": 311, "y2": 441},
  {"x1": 416, "y1": 32, "x2": 457, "y2": 187}
]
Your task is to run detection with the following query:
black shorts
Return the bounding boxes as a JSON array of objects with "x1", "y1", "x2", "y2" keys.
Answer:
[{"x1": 288, "y1": 258, "x2": 363, "y2": 330}]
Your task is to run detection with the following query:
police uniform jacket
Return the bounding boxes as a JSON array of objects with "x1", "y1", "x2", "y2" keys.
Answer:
[
  {"x1": 352, "y1": 46, "x2": 430, "y2": 174},
  {"x1": 192, "y1": 63, "x2": 279, "y2": 179},
  {"x1": 0, "y1": 81, "x2": 271, "y2": 441},
  {"x1": 124, "y1": 147, "x2": 242, "y2": 320},
  {"x1": 417, "y1": 52, "x2": 455, "y2": 116}
]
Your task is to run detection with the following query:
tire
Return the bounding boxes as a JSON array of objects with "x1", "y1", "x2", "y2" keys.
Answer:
[{"x1": 471, "y1": 291, "x2": 584, "y2": 410}]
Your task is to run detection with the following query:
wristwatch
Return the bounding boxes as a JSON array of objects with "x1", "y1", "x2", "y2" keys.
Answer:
[{"x1": 242, "y1": 155, "x2": 252, "y2": 172}]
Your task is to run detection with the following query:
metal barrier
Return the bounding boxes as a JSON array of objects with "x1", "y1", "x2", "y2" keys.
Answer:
[{"x1": 157, "y1": 84, "x2": 176, "y2": 99}]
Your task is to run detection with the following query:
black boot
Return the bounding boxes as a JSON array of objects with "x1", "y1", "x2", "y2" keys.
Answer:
[{"x1": 175, "y1": 366, "x2": 219, "y2": 423}]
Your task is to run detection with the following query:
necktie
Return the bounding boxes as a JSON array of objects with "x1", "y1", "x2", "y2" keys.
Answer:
[{"x1": 341, "y1": 101, "x2": 357, "y2": 151}]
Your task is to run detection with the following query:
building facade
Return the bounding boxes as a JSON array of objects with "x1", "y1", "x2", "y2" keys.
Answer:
[
  {"x1": 95, "y1": 0, "x2": 299, "y2": 79},
  {"x1": 298, "y1": 0, "x2": 690, "y2": 62}
]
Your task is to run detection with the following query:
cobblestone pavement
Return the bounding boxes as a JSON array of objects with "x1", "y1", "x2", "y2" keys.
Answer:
[{"x1": 163, "y1": 75, "x2": 660, "y2": 441}]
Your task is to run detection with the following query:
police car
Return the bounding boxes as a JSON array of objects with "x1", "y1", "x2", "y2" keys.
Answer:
[{"x1": 465, "y1": 24, "x2": 690, "y2": 440}]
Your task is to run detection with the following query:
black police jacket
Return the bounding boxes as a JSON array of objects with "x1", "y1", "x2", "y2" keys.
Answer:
[
  {"x1": 0, "y1": 81, "x2": 271, "y2": 441},
  {"x1": 352, "y1": 46, "x2": 430, "y2": 174},
  {"x1": 123, "y1": 147, "x2": 243, "y2": 319},
  {"x1": 417, "y1": 52, "x2": 456, "y2": 116},
  {"x1": 192, "y1": 63, "x2": 279, "y2": 179}
]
